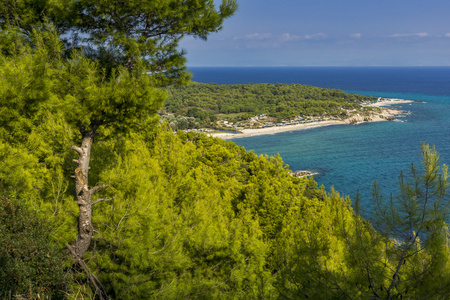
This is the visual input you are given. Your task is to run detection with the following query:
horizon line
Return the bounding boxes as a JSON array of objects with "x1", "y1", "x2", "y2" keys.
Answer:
[{"x1": 187, "y1": 65, "x2": 450, "y2": 68}]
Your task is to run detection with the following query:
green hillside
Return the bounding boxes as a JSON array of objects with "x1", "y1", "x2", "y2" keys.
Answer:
[{"x1": 163, "y1": 82, "x2": 378, "y2": 127}]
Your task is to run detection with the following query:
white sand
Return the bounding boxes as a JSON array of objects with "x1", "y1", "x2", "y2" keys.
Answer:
[{"x1": 209, "y1": 120, "x2": 345, "y2": 139}]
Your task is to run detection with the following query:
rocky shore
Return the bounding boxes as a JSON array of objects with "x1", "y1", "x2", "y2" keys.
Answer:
[
  {"x1": 290, "y1": 170, "x2": 318, "y2": 178},
  {"x1": 344, "y1": 108, "x2": 404, "y2": 124}
]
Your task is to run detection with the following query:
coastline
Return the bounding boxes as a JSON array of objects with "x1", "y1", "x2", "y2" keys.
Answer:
[{"x1": 208, "y1": 98, "x2": 413, "y2": 139}]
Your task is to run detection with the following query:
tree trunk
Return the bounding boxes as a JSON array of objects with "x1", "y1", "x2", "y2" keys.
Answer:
[{"x1": 71, "y1": 130, "x2": 104, "y2": 259}]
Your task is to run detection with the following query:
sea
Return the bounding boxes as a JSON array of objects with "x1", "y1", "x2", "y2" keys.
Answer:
[{"x1": 189, "y1": 67, "x2": 450, "y2": 212}]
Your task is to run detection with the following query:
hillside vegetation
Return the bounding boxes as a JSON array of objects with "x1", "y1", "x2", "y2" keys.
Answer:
[{"x1": 163, "y1": 82, "x2": 378, "y2": 127}]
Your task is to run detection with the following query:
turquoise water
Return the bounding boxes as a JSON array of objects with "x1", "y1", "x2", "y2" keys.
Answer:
[{"x1": 189, "y1": 67, "x2": 450, "y2": 209}]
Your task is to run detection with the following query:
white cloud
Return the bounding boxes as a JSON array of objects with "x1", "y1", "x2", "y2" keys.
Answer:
[
  {"x1": 231, "y1": 32, "x2": 304, "y2": 49},
  {"x1": 234, "y1": 32, "x2": 329, "y2": 44},
  {"x1": 351, "y1": 33, "x2": 362, "y2": 39},
  {"x1": 230, "y1": 32, "x2": 333, "y2": 49},
  {"x1": 281, "y1": 33, "x2": 301, "y2": 42},
  {"x1": 415, "y1": 32, "x2": 429, "y2": 37},
  {"x1": 445, "y1": 33, "x2": 450, "y2": 38},
  {"x1": 233, "y1": 33, "x2": 272, "y2": 41},
  {"x1": 304, "y1": 33, "x2": 327, "y2": 40},
  {"x1": 389, "y1": 32, "x2": 429, "y2": 38}
]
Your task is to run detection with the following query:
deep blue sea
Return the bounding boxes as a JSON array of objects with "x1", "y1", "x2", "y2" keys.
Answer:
[{"x1": 189, "y1": 67, "x2": 450, "y2": 211}]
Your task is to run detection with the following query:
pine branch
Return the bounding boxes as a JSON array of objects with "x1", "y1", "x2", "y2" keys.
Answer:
[
  {"x1": 90, "y1": 184, "x2": 106, "y2": 196},
  {"x1": 67, "y1": 244, "x2": 110, "y2": 300},
  {"x1": 71, "y1": 145, "x2": 83, "y2": 156},
  {"x1": 92, "y1": 198, "x2": 113, "y2": 206}
]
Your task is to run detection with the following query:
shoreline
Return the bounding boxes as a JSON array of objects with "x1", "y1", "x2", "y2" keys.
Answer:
[{"x1": 208, "y1": 98, "x2": 414, "y2": 139}]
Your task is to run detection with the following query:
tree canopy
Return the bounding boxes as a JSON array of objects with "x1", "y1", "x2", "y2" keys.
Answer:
[
  {"x1": 0, "y1": 0, "x2": 238, "y2": 78},
  {"x1": 0, "y1": 0, "x2": 238, "y2": 268}
]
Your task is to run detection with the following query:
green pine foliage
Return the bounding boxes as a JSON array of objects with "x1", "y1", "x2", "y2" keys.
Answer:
[
  {"x1": 368, "y1": 143, "x2": 450, "y2": 298},
  {"x1": 88, "y1": 128, "x2": 275, "y2": 298},
  {"x1": 0, "y1": 195, "x2": 70, "y2": 299},
  {"x1": 0, "y1": 0, "x2": 238, "y2": 78}
]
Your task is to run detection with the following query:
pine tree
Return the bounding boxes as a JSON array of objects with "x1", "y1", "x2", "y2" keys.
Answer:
[
  {"x1": 0, "y1": 0, "x2": 238, "y2": 76},
  {"x1": 275, "y1": 144, "x2": 450, "y2": 299},
  {"x1": 367, "y1": 143, "x2": 450, "y2": 299}
]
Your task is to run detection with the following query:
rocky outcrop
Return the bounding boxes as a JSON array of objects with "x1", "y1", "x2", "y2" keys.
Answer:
[
  {"x1": 346, "y1": 115, "x2": 374, "y2": 124},
  {"x1": 290, "y1": 170, "x2": 318, "y2": 178},
  {"x1": 345, "y1": 108, "x2": 405, "y2": 125}
]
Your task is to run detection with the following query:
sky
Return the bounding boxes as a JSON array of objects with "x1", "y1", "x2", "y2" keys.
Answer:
[{"x1": 180, "y1": 0, "x2": 450, "y2": 67}]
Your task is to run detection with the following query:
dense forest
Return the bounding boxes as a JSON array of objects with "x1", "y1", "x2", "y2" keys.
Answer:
[
  {"x1": 1, "y1": 1, "x2": 450, "y2": 299},
  {"x1": 163, "y1": 82, "x2": 378, "y2": 126}
]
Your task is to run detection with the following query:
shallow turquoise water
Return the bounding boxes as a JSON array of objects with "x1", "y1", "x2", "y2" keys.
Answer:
[{"x1": 232, "y1": 92, "x2": 450, "y2": 208}]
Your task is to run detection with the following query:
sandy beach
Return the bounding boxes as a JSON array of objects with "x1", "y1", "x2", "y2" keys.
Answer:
[{"x1": 208, "y1": 98, "x2": 414, "y2": 139}]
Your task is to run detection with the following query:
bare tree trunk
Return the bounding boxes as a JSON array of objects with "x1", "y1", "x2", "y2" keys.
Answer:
[{"x1": 71, "y1": 130, "x2": 105, "y2": 259}]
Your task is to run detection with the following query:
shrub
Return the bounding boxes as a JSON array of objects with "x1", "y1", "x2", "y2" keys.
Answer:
[{"x1": 0, "y1": 196, "x2": 70, "y2": 299}]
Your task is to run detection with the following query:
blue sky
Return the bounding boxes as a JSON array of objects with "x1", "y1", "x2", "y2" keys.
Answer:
[{"x1": 180, "y1": 0, "x2": 450, "y2": 66}]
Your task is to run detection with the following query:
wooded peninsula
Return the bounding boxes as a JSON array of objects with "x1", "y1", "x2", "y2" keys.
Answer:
[{"x1": 161, "y1": 82, "x2": 408, "y2": 135}]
